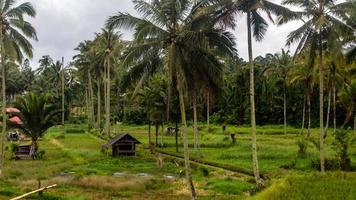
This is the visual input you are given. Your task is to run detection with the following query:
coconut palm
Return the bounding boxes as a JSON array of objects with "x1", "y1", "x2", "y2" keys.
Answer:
[
  {"x1": 289, "y1": 55, "x2": 317, "y2": 137},
  {"x1": 221, "y1": 0, "x2": 297, "y2": 185},
  {"x1": 279, "y1": 0, "x2": 355, "y2": 172},
  {"x1": 9, "y1": 93, "x2": 61, "y2": 159},
  {"x1": 106, "y1": 0, "x2": 237, "y2": 198},
  {"x1": 95, "y1": 28, "x2": 123, "y2": 136},
  {"x1": 73, "y1": 41, "x2": 96, "y2": 129},
  {"x1": 264, "y1": 49, "x2": 293, "y2": 134},
  {"x1": 0, "y1": 0, "x2": 37, "y2": 176}
]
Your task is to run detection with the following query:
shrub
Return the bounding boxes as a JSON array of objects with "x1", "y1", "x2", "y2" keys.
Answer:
[
  {"x1": 199, "y1": 167, "x2": 210, "y2": 177},
  {"x1": 311, "y1": 158, "x2": 340, "y2": 171},
  {"x1": 123, "y1": 108, "x2": 146, "y2": 124},
  {"x1": 332, "y1": 130, "x2": 352, "y2": 171},
  {"x1": 297, "y1": 138, "x2": 308, "y2": 157},
  {"x1": 33, "y1": 150, "x2": 46, "y2": 160}
]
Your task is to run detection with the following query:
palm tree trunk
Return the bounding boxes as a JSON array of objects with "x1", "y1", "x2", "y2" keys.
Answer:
[
  {"x1": 300, "y1": 96, "x2": 306, "y2": 135},
  {"x1": 207, "y1": 91, "x2": 210, "y2": 130},
  {"x1": 148, "y1": 121, "x2": 151, "y2": 144},
  {"x1": 333, "y1": 81, "x2": 336, "y2": 133},
  {"x1": 324, "y1": 89, "x2": 331, "y2": 139},
  {"x1": 354, "y1": 115, "x2": 356, "y2": 135},
  {"x1": 29, "y1": 139, "x2": 38, "y2": 159},
  {"x1": 247, "y1": 11, "x2": 261, "y2": 185},
  {"x1": 155, "y1": 123, "x2": 158, "y2": 147},
  {"x1": 307, "y1": 89, "x2": 312, "y2": 137},
  {"x1": 103, "y1": 60, "x2": 108, "y2": 134},
  {"x1": 0, "y1": 32, "x2": 6, "y2": 176},
  {"x1": 88, "y1": 71, "x2": 95, "y2": 129},
  {"x1": 193, "y1": 95, "x2": 199, "y2": 152},
  {"x1": 178, "y1": 89, "x2": 197, "y2": 199},
  {"x1": 161, "y1": 123, "x2": 164, "y2": 148},
  {"x1": 319, "y1": 32, "x2": 325, "y2": 172},
  {"x1": 283, "y1": 82, "x2": 287, "y2": 135},
  {"x1": 85, "y1": 86, "x2": 90, "y2": 129},
  {"x1": 97, "y1": 79, "x2": 102, "y2": 129},
  {"x1": 105, "y1": 56, "x2": 111, "y2": 136},
  {"x1": 175, "y1": 111, "x2": 179, "y2": 153},
  {"x1": 61, "y1": 57, "x2": 65, "y2": 136}
]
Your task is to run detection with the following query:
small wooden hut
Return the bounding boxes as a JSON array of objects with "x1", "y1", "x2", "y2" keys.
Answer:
[{"x1": 102, "y1": 133, "x2": 141, "y2": 156}]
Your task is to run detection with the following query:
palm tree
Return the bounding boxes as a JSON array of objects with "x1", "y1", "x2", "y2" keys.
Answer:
[
  {"x1": 289, "y1": 55, "x2": 317, "y2": 137},
  {"x1": 264, "y1": 49, "x2": 293, "y2": 134},
  {"x1": 338, "y1": 80, "x2": 356, "y2": 130},
  {"x1": 0, "y1": 0, "x2": 37, "y2": 176},
  {"x1": 279, "y1": 0, "x2": 354, "y2": 172},
  {"x1": 106, "y1": 1, "x2": 237, "y2": 198},
  {"x1": 73, "y1": 41, "x2": 96, "y2": 129},
  {"x1": 222, "y1": 0, "x2": 296, "y2": 185},
  {"x1": 95, "y1": 28, "x2": 123, "y2": 136},
  {"x1": 9, "y1": 93, "x2": 61, "y2": 158}
]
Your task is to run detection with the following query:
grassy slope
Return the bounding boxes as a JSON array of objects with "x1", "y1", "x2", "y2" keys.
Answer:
[{"x1": 251, "y1": 172, "x2": 356, "y2": 200}]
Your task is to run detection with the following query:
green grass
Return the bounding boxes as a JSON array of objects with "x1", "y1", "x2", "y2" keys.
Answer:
[
  {"x1": 1, "y1": 123, "x2": 355, "y2": 199},
  {"x1": 251, "y1": 172, "x2": 356, "y2": 200}
]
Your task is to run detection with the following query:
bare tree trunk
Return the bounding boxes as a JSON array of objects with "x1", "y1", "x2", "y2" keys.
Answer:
[
  {"x1": 354, "y1": 116, "x2": 356, "y2": 135},
  {"x1": 207, "y1": 91, "x2": 210, "y2": 130},
  {"x1": 319, "y1": 32, "x2": 325, "y2": 172},
  {"x1": 88, "y1": 71, "x2": 95, "y2": 129},
  {"x1": 97, "y1": 79, "x2": 101, "y2": 129},
  {"x1": 333, "y1": 81, "x2": 336, "y2": 133},
  {"x1": 155, "y1": 123, "x2": 158, "y2": 147},
  {"x1": 300, "y1": 96, "x2": 306, "y2": 135},
  {"x1": 61, "y1": 57, "x2": 65, "y2": 137},
  {"x1": 283, "y1": 82, "x2": 287, "y2": 135},
  {"x1": 307, "y1": 90, "x2": 312, "y2": 137},
  {"x1": 175, "y1": 108, "x2": 179, "y2": 153},
  {"x1": 161, "y1": 123, "x2": 164, "y2": 148},
  {"x1": 148, "y1": 121, "x2": 151, "y2": 145},
  {"x1": 247, "y1": 12, "x2": 261, "y2": 186},
  {"x1": 178, "y1": 90, "x2": 196, "y2": 199},
  {"x1": 0, "y1": 35, "x2": 6, "y2": 176},
  {"x1": 105, "y1": 56, "x2": 111, "y2": 136},
  {"x1": 29, "y1": 140, "x2": 38, "y2": 159},
  {"x1": 85, "y1": 86, "x2": 91, "y2": 130},
  {"x1": 324, "y1": 89, "x2": 331, "y2": 139},
  {"x1": 193, "y1": 95, "x2": 199, "y2": 152}
]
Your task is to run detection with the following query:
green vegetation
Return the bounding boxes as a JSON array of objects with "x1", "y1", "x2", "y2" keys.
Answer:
[
  {"x1": 0, "y1": 0, "x2": 354, "y2": 199},
  {"x1": 1, "y1": 124, "x2": 356, "y2": 199}
]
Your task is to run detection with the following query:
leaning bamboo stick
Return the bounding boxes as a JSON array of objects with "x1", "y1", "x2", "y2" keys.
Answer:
[{"x1": 10, "y1": 184, "x2": 57, "y2": 200}]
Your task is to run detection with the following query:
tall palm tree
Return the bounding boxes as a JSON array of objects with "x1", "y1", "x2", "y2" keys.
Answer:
[
  {"x1": 289, "y1": 55, "x2": 317, "y2": 137},
  {"x1": 73, "y1": 41, "x2": 96, "y2": 129},
  {"x1": 279, "y1": 0, "x2": 355, "y2": 172},
  {"x1": 95, "y1": 28, "x2": 123, "y2": 136},
  {"x1": 264, "y1": 49, "x2": 293, "y2": 134},
  {"x1": 106, "y1": 0, "x2": 237, "y2": 198},
  {"x1": 0, "y1": 0, "x2": 37, "y2": 176},
  {"x1": 222, "y1": 0, "x2": 296, "y2": 186}
]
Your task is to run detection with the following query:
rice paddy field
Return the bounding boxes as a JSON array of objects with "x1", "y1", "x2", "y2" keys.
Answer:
[{"x1": 0, "y1": 123, "x2": 355, "y2": 199}]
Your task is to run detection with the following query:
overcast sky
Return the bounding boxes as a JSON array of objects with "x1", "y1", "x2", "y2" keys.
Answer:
[{"x1": 22, "y1": 0, "x2": 300, "y2": 68}]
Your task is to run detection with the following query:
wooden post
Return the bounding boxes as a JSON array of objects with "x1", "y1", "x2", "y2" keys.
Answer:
[{"x1": 38, "y1": 179, "x2": 43, "y2": 196}]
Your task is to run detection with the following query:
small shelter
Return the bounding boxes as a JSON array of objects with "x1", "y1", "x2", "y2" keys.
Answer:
[{"x1": 102, "y1": 133, "x2": 141, "y2": 156}]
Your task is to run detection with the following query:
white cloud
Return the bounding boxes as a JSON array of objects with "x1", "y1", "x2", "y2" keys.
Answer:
[{"x1": 19, "y1": 0, "x2": 300, "y2": 68}]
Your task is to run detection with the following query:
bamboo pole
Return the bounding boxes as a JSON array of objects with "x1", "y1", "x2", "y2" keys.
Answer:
[{"x1": 10, "y1": 184, "x2": 57, "y2": 200}]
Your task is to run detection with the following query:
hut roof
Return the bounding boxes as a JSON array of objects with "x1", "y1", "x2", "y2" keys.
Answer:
[
  {"x1": 9, "y1": 116, "x2": 23, "y2": 125},
  {"x1": 102, "y1": 133, "x2": 141, "y2": 148},
  {"x1": 6, "y1": 107, "x2": 20, "y2": 113}
]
